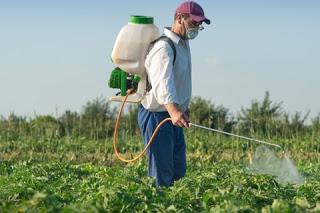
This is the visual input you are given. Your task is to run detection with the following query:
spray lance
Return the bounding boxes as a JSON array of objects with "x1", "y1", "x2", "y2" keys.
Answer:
[
  {"x1": 189, "y1": 123, "x2": 282, "y2": 149},
  {"x1": 108, "y1": 15, "x2": 282, "y2": 163}
]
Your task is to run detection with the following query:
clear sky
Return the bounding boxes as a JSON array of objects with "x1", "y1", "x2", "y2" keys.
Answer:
[{"x1": 1, "y1": 0, "x2": 319, "y2": 120}]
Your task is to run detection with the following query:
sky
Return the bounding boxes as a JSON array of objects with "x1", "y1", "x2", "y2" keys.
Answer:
[{"x1": 0, "y1": 0, "x2": 319, "y2": 120}]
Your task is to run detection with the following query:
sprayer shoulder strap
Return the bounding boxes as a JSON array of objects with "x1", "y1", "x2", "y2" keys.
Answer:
[
  {"x1": 150, "y1": 35, "x2": 176, "y2": 64},
  {"x1": 146, "y1": 35, "x2": 177, "y2": 92}
]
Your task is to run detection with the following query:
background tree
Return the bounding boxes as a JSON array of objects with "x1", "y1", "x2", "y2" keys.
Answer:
[
  {"x1": 189, "y1": 96, "x2": 236, "y2": 132},
  {"x1": 238, "y1": 91, "x2": 283, "y2": 136},
  {"x1": 189, "y1": 96, "x2": 214, "y2": 126},
  {"x1": 311, "y1": 113, "x2": 320, "y2": 133},
  {"x1": 125, "y1": 104, "x2": 139, "y2": 134},
  {"x1": 0, "y1": 113, "x2": 28, "y2": 140},
  {"x1": 59, "y1": 110, "x2": 80, "y2": 137},
  {"x1": 289, "y1": 111, "x2": 310, "y2": 137},
  {"x1": 30, "y1": 115, "x2": 64, "y2": 139},
  {"x1": 80, "y1": 97, "x2": 115, "y2": 139}
]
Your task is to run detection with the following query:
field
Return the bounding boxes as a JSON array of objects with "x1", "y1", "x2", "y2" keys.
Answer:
[{"x1": 1, "y1": 129, "x2": 320, "y2": 212}]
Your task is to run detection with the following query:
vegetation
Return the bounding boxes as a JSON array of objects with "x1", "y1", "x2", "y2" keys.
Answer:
[{"x1": 0, "y1": 92, "x2": 319, "y2": 212}]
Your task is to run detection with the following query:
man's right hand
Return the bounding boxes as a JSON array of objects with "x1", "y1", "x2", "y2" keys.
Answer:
[{"x1": 164, "y1": 103, "x2": 190, "y2": 128}]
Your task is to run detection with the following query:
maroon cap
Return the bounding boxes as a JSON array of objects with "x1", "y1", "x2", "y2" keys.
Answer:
[{"x1": 176, "y1": 1, "x2": 210, "y2": 25}]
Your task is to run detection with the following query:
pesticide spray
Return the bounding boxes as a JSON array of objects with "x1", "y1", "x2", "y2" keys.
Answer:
[{"x1": 250, "y1": 146, "x2": 304, "y2": 184}]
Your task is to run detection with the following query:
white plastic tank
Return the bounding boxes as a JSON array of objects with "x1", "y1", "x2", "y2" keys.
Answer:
[{"x1": 111, "y1": 15, "x2": 160, "y2": 76}]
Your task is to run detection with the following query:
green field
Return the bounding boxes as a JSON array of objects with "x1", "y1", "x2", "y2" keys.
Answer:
[
  {"x1": 1, "y1": 131, "x2": 320, "y2": 212},
  {"x1": 1, "y1": 95, "x2": 320, "y2": 212}
]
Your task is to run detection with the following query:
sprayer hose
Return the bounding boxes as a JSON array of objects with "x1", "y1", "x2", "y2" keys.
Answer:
[{"x1": 113, "y1": 89, "x2": 172, "y2": 163}]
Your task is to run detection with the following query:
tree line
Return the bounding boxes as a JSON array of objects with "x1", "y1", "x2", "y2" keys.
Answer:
[{"x1": 1, "y1": 92, "x2": 319, "y2": 141}]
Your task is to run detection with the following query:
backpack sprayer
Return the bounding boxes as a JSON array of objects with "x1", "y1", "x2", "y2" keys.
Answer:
[{"x1": 108, "y1": 15, "x2": 282, "y2": 163}]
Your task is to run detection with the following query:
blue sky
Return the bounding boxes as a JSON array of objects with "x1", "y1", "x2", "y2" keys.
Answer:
[{"x1": 1, "y1": 0, "x2": 319, "y2": 120}]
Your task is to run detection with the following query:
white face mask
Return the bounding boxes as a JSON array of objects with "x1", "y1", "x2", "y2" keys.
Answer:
[{"x1": 186, "y1": 27, "x2": 199, "y2": 40}]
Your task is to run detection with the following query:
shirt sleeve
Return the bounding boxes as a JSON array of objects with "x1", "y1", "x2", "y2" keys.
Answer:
[{"x1": 145, "y1": 41, "x2": 178, "y2": 105}]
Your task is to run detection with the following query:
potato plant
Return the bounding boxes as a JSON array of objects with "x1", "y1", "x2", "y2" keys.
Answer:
[{"x1": 0, "y1": 132, "x2": 320, "y2": 212}]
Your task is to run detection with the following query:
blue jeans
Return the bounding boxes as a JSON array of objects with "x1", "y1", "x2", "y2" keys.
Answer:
[{"x1": 137, "y1": 105, "x2": 186, "y2": 187}]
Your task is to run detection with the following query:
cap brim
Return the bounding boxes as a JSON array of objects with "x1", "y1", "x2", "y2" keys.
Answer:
[{"x1": 190, "y1": 14, "x2": 211, "y2": 25}]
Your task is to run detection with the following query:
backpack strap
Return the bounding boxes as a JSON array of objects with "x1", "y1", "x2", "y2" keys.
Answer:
[
  {"x1": 146, "y1": 35, "x2": 177, "y2": 92},
  {"x1": 150, "y1": 35, "x2": 177, "y2": 64}
]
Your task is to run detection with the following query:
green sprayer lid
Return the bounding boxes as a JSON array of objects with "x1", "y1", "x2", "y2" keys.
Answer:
[{"x1": 129, "y1": 15, "x2": 154, "y2": 24}]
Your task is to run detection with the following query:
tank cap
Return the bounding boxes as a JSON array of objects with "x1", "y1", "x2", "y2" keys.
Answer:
[{"x1": 129, "y1": 15, "x2": 154, "y2": 24}]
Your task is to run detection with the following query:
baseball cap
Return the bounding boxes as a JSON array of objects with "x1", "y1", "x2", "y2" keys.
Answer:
[{"x1": 176, "y1": 1, "x2": 211, "y2": 25}]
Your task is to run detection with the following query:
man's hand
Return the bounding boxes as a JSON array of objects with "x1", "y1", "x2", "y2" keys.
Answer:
[{"x1": 164, "y1": 103, "x2": 190, "y2": 128}]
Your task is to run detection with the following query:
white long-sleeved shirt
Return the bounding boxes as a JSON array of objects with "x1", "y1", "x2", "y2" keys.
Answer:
[{"x1": 141, "y1": 28, "x2": 192, "y2": 112}]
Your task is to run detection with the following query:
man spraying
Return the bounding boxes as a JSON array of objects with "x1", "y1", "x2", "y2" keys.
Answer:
[{"x1": 138, "y1": 1, "x2": 211, "y2": 187}]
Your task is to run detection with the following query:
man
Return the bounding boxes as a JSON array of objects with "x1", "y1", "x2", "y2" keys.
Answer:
[{"x1": 138, "y1": 1, "x2": 211, "y2": 187}]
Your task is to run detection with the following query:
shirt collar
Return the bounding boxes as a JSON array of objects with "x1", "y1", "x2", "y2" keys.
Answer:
[{"x1": 164, "y1": 27, "x2": 182, "y2": 45}]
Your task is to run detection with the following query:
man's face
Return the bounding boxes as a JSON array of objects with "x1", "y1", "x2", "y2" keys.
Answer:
[{"x1": 179, "y1": 14, "x2": 203, "y2": 39}]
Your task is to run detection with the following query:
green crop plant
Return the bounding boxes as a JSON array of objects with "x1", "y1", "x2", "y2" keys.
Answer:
[{"x1": 1, "y1": 93, "x2": 320, "y2": 211}]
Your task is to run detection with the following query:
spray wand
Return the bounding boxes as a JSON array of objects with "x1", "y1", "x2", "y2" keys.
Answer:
[{"x1": 189, "y1": 123, "x2": 282, "y2": 150}]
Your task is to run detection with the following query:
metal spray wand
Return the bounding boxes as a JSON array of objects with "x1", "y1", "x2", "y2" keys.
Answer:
[{"x1": 189, "y1": 123, "x2": 283, "y2": 150}]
